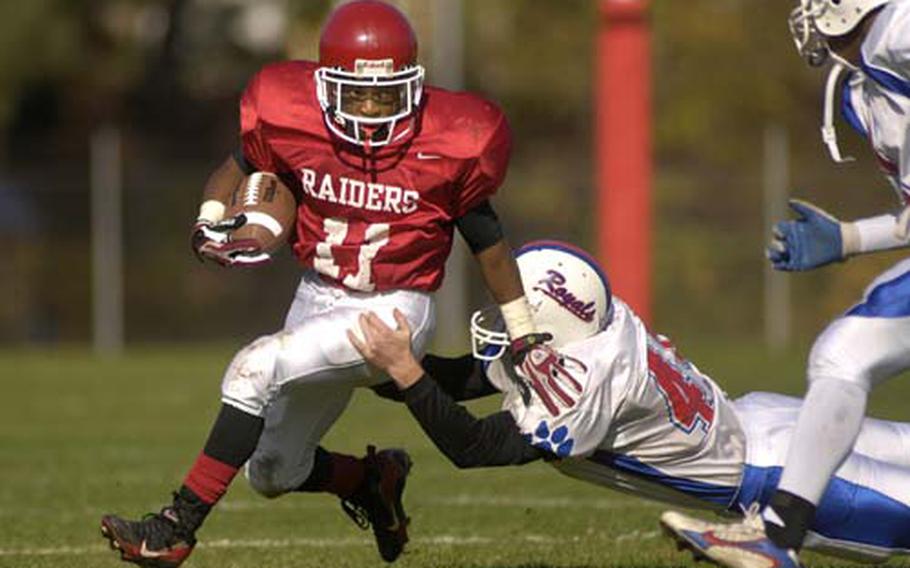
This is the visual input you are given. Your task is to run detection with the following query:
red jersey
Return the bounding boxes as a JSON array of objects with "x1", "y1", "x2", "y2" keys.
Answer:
[{"x1": 239, "y1": 60, "x2": 512, "y2": 292}]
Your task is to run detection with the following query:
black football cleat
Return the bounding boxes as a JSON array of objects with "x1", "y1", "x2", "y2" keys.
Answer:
[
  {"x1": 341, "y1": 445, "x2": 413, "y2": 563},
  {"x1": 100, "y1": 507, "x2": 196, "y2": 568}
]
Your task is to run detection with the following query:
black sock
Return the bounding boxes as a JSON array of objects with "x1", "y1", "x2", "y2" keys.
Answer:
[
  {"x1": 296, "y1": 447, "x2": 334, "y2": 492},
  {"x1": 202, "y1": 404, "x2": 265, "y2": 467},
  {"x1": 174, "y1": 404, "x2": 264, "y2": 533},
  {"x1": 172, "y1": 486, "x2": 213, "y2": 535},
  {"x1": 764, "y1": 490, "x2": 816, "y2": 551}
]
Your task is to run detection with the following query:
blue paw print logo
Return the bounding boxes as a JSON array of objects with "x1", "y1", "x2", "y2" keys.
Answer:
[{"x1": 523, "y1": 420, "x2": 574, "y2": 457}]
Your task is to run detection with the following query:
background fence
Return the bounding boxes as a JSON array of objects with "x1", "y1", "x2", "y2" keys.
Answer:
[{"x1": 1, "y1": 0, "x2": 904, "y2": 352}]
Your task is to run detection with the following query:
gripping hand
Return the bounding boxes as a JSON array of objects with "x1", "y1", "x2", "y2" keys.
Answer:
[
  {"x1": 767, "y1": 199, "x2": 845, "y2": 271},
  {"x1": 191, "y1": 215, "x2": 271, "y2": 267},
  {"x1": 509, "y1": 332, "x2": 554, "y2": 365},
  {"x1": 505, "y1": 336, "x2": 585, "y2": 414}
]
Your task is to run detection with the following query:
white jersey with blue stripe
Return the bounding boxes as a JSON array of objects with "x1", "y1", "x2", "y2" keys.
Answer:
[
  {"x1": 485, "y1": 300, "x2": 747, "y2": 512},
  {"x1": 842, "y1": 0, "x2": 910, "y2": 201},
  {"x1": 482, "y1": 299, "x2": 910, "y2": 558},
  {"x1": 483, "y1": 300, "x2": 910, "y2": 559}
]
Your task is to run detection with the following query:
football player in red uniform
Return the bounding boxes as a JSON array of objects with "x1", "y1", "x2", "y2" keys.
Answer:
[{"x1": 99, "y1": 2, "x2": 547, "y2": 566}]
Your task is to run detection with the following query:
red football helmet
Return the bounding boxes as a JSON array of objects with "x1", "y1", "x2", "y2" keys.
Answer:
[{"x1": 315, "y1": 1, "x2": 425, "y2": 147}]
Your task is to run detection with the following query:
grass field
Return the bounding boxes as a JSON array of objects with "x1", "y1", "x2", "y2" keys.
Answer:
[{"x1": 2, "y1": 339, "x2": 910, "y2": 568}]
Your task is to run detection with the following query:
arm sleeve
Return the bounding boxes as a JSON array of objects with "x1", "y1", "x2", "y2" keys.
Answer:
[
  {"x1": 239, "y1": 71, "x2": 278, "y2": 173},
  {"x1": 845, "y1": 212, "x2": 910, "y2": 253},
  {"x1": 232, "y1": 146, "x2": 257, "y2": 176},
  {"x1": 454, "y1": 107, "x2": 512, "y2": 218},
  {"x1": 455, "y1": 200, "x2": 505, "y2": 254},
  {"x1": 403, "y1": 375, "x2": 544, "y2": 468},
  {"x1": 370, "y1": 353, "x2": 498, "y2": 402}
]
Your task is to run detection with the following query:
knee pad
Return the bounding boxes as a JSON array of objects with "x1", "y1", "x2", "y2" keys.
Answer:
[
  {"x1": 245, "y1": 450, "x2": 315, "y2": 499},
  {"x1": 221, "y1": 335, "x2": 283, "y2": 416},
  {"x1": 245, "y1": 452, "x2": 286, "y2": 499}
]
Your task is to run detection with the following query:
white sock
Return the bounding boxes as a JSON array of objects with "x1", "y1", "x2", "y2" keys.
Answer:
[{"x1": 777, "y1": 378, "x2": 868, "y2": 505}]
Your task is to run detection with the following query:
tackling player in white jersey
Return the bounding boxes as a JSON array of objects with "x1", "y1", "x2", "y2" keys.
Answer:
[
  {"x1": 352, "y1": 241, "x2": 910, "y2": 564},
  {"x1": 660, "y1": 2, "x2": 910, "y2": 567}
]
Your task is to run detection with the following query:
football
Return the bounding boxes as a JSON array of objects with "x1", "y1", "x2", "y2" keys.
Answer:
[{"x1": 225, "y1": 172, "x2": 296, "y2": 253}]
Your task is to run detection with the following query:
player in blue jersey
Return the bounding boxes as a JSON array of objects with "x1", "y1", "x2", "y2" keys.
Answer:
[{"x1": 660, "y1": 2, "x2": 910, "y2": 567}]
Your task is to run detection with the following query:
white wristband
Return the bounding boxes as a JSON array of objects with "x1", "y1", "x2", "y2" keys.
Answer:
[
  {"x1": 197, "y1": 200, "x2": 226, "y2": 224},
  {"x1": 844, "y1": 213, "x2": 909, "y2": 254},
  {"x1": 500, "y1": 296, "x2": 536, "y2": 339},
  {"x1": 840, "y1": 222, "x2": 861, "y2": 256},
  {"x1": 896, "y1": 206, "x2": 910, "y2": 242}
]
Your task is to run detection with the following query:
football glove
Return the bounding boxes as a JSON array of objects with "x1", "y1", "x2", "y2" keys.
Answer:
[
  {"x1": 504, "y1": 339, "x2": 584, "y2": 414},
  {"x1": 767, "y1": 199, "x2": 845, "y2": 271},
  {"x1": 509, "y1": 332, "x2": 554, "y2": 365},
  {"x1": 191, "y1": 215, "x2": 272, "y2": 267}
]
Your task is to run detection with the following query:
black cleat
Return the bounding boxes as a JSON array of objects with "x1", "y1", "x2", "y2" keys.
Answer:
[
  {"x1": 100, "y1": 507, "x2": 196, "y2": 568},
  {"x1": 341, "y1": 445, "x2": 413, "y2": 562}
]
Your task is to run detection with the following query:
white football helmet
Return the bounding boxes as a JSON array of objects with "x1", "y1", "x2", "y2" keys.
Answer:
[
  {"x1": 471, "y1": 241, "x2": 614, "y2": 361},
  {"x1": 791, "y1": 0, "x2": 888, "y2": 163},
  {"x1": 789, "y1": 0, "x2": 889, "y2": 66}
]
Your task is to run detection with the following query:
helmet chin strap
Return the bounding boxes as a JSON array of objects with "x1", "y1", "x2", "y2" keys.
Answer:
[
  {"x1": 807, "y1": 46, "x2": 830, "y2": 67},
  {"x1": 821, "y1": 61, "x2": 855, "y2": 163}
]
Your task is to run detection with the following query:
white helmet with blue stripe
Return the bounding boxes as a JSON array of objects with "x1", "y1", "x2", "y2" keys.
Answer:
[
  {"x1": 790, "y1": 0, "x2": 889, "y2": 162},
  {"x1": 470, "y1": 240, "x2": 614, "y2": 361},
  {"x1": 789, "y1": 0, "x2": 889, "y2": 66}
]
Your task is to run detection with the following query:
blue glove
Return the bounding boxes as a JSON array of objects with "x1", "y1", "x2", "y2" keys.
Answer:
[{"x1": 767, "y1": 199, "x2": 845, "y2": 271}]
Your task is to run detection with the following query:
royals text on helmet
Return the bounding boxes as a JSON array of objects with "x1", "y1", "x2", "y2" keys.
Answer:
[{"x1": 315, "y1": 0, "x2": 425, "y2": 148}]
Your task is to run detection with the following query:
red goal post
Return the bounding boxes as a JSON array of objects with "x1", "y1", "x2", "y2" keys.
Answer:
[{"x1": 595, "y1": 0, "x2": 652, "y2": 323}]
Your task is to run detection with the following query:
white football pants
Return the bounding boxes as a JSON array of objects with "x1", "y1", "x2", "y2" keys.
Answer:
[
  {"x1": 778, "y1": 257, "x2": 910, "y2": 507},
  {"x1": 220, "y1": 270, "x2": 435, "y2": 497},
  {"x1": 735, "y1": 391, "x2": 910, "y2": 562}
]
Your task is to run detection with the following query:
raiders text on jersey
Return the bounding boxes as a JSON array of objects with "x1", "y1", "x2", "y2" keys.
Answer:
[{"x1": 300, "y1": 168, "x2": 420, "y2": 214}]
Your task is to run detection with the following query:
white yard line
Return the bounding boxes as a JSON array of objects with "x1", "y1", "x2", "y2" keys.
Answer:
[
  {"x1": 3, "y1": 495, "x2": 655, "y2": 519},
  {"x1": 0, "y1": 544, "x2": 109, "y2": 557},
  {"x1": 219, "y1": 494, "x2": 656, "y2": 511},
  {"x1": 0, "y1": 531, "x2": 662, "y2": 557},
  {"x1": 615, "y1": 529, "x2": 661, "y2": 542}
]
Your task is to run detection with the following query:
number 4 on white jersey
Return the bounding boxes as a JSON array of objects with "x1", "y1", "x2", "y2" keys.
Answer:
[{"x1": 314, "y1": 217, "x2": 390, "y2": 292}]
